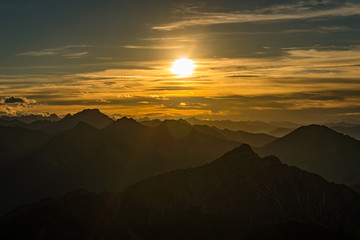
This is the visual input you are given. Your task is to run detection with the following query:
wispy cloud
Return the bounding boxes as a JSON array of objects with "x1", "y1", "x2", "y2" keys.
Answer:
[
  {"x1": 18, "y1": 51, "x2": 57, "y2": 57},
  {"x1": 18, "y1": 45, "x2": 89, "y2": 58},
  {"x1": 122, "y1": 45, "x2": 184, "y2": 50},
  {"x1": 63, "y1": 51, "x2": 89, "y2": 58},
  {"x1": 153, "y1": 3, "x2": 360, "y2": 31}
]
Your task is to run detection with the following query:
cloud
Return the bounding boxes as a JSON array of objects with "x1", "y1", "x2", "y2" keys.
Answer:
[
  {"x1": 153, "y1": 3, "x2": 360, "y2": 31},
  {"x1": 3, "y1": 96, "x2": 36, "y2": 104},
  {"x1": 18, "y1": 45, "x2": 89, "y2": 58},
  {"x1": 4, "y1": 96, "x2": 26, "y2": 104},
  {"x1": 63, "y1": 51, "x2": 89, "y2": 58},
  {"x1": 0, "y1": 96, "x2": 38, "y2": 116},
  {"x1": 18, "y1": 51, "x2": 57, "y2": 57},
  {"x1": 122, "y1": 45, "x2": 184, "y2": 50}
]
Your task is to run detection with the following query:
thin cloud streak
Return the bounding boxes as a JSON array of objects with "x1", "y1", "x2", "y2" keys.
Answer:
[
  {"x1": 18, "y1": 45, "x2": 90, "y2": 58},
  {"x1": 122, "y1": 45, "x2": 184, "y2": 50},
  {"x1": 153, "y1": 3, "x2": 360, "y2": 31}
]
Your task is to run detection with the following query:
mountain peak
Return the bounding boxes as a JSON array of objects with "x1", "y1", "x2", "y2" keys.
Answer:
[
  {"x1": 229, "y1": 143, "x2": 255, "y2": 155},
  {"x1": 272, "y1": 124, "x2": 344, "y2": 142},
  {"x1": 74, "y1": 109, "x2": 102, "y2": 116},
  {"x1": 108, "y1": 116, "x2": 142, "y2": 129},
  {"x1": 60, "y1": 109, "x2": 113, "y2": 129},
  {"x1": 291, "y1": 124, "x2": 334, "y2": 134},
  {"x1": 213, "y1": 144, "x2": 281, "y2": 170},
  {"x1": 117, "y1": 116, "x2": 137, "y2": 123},
  {"x1": 258, "y1": 124, "x2": 360, "y2": 185},
  {"x1": 160, "y1": 119, "x2": 193, "y2": 139}
]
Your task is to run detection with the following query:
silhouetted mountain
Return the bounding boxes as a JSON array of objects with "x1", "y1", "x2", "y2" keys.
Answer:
[
  {"x1": 26, "y1": 120, "x2": 57, "y2": 131},
  {"x1": 186, "y1": 118, "x2": 300, "y2": 133},
  {"x1": 103, "y1": 118, "x2": 240, "y2": 173},
  {"x1": 257, "y1": 125, "x2": 360, "y2": 185},
  {"x1": 2, "y1": 145, "x2": 360, "y2": 239},
  {"x1": 140, "y1": 119, "x2": 277, "y2": 147},
  {"x1": 0, "y1": 118, "x2": 240, "y2": 215},
  {"x1": 50, "y1": 109, "x2": 113, "y2": 132},
  {"x1": 268, "y1": 127, "x2": 295, "y2": 137},
  {"x1": 0, "y1": 126, "x2": 49, "y2": 162},
  {"x1": 0, "y1": 121, "x2": 131, "y2": 216},
  {"x1": 330, "y1": 125, "x2": 360, "y2": 140},
  {"x1": 0, "y1": 119, "x2": 28, "y2": 128},
  {"x1": 193, "y1": 125, "x2": 277, "y2": 147},
  {"x1": 219, "y1": 128, "x2": 276, "y2": 147},
  {"x1": 0, "y1": 114, "x2": 60, "y2": 124},
  {"x1": 0, "y1": 109, "x2": 113, "y2": 133},
  {"x1": 186, "y1": 117, "x2": 277, "y2": 132}
]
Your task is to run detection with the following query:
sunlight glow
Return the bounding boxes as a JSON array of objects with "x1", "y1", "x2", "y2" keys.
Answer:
[{"x1": 171, "y1": 58, "x2": 196, "y2": 77}]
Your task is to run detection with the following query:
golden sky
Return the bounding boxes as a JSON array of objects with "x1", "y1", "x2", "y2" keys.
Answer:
[{"x1": 1, "y1": 0, "x2": 360, "y2": 123}]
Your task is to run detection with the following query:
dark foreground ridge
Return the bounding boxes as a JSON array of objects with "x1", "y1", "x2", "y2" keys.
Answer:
[{"x1": 1, "y1": 144, "x2": 360, "y2": 240}]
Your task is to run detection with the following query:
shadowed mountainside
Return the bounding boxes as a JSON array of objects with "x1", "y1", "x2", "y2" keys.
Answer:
[
  {"x1": 141, "y1": 119, "x2": 277, "y2": 147},
  {"x1": 1, "y1": 145, "x2": 359, "y2": 240},
  {"x1": 256, "y1": 125, "x2": 360, "y2": 185},
  {"x1": 186, "y1": 117, "x2": 300, "y2": 133},
  {"x1": 0, "y1": 126, "x2": 49, "y2": 162},
  {"x1": 0, "y1": 118, "x2": 240, "y2": 216}
]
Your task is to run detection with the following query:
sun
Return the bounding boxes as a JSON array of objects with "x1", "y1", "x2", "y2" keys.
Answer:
[{"x1": 171, "y1": 58, "x2": 196, "y2": 77}]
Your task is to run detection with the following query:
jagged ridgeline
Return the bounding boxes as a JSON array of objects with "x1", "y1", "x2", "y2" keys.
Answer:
[
  {"x1": 0, "y1": 110, "x2": 241, "y2": 215},
  {"x1": 1, "y1": 145, "x2": 360, "y2": 240}
]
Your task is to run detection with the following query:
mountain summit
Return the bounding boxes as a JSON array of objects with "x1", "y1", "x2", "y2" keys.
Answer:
[
  {"x1": 257, "y1": 124, "x2": 360, "y2": 185},
  {"x1": 59, "y1": 109, "x2": 113, "y2": 129}
]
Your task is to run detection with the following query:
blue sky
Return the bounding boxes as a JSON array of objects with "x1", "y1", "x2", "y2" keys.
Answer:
[{"x1": 1, "y1": 0, "x2": 360, "y2": 123}]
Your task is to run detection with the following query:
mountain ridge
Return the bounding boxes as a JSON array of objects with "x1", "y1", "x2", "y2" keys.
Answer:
[
  {"x1": 256, "y1": 124, "x2": 360, "y2": 185},
  {"x1": 2, "y1": 144, "x2": 360, "y2": 239}
]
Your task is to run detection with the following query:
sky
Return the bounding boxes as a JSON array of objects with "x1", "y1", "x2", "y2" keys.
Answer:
[{"x1": 0, "y1": 0, "x2": 360, "y2": 123}]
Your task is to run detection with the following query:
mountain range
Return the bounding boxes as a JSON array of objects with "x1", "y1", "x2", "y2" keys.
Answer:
[
  {"x1": 1, "y1": 145, "x2": 359, "y2": 239},
  {"x1": 2, "y1": 109, "x2": 360, "y2": 238},
  {"x1": 0, "y1": 114, "x2": 60, "y2": 124},
  {"x1": 0, "y1": 111, "x2": 244, "y2": 215}
]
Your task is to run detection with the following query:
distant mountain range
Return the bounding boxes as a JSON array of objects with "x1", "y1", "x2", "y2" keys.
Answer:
[
  {"x1": 1, "y1": 145, "x2": 359, "y2": 240},
  {"x1": 0, "y1": 109, "x2": 112, "y2": 133},
  {"x1": 0, "y1": 111, "x2": 244, "y2": 215},
  {"x1": 2, "y1": 110, "x2": 360, "y2": 139},
  {"x1": 256, "y1": 125, "x2": 360, "y2": 185},
  {"x1": 185, "y1": 117, "x2": 301, "y2": 133},
  {"x1": 141, "y1": 119, "x2": 277, "y2": 147},
  {"x1": 0, "y1": 114, "x2": 60, "y2": 124}
]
